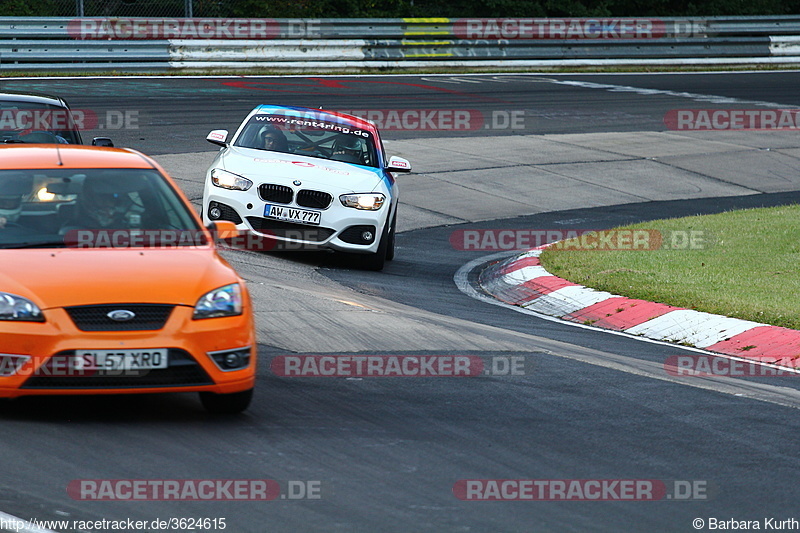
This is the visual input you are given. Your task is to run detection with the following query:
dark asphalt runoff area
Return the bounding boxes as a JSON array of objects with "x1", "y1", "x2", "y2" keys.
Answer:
[{"x1": 0, "y1": 73, "x2": 798, "y2": 533}]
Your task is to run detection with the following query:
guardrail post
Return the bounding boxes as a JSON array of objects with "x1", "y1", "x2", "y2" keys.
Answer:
[
  {"x1": 185, "y1": 0, "x2": 193, "y2": 18},
  {"x1": 76, "y1": 0, "x2": 84, "y2": 17}
]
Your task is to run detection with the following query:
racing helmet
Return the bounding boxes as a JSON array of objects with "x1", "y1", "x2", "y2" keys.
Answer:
[
  {"x1": 81, "y1": 178, "x2": 128, "y2": 227},
  {"x1": 334, "y1": 134, "x2": 364, "y2": 154},
  {"x1": 0, "y1": 194, "x2": 23, "y2": 223},
  {"x1": 331, "y1": 134, "x2": 367, "y2": 164},
  {"x1": 0, "y1": 173, "x2": 33, "y2": 224}
]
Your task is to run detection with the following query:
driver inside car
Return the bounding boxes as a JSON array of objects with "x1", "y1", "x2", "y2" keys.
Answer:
[
  {"x1": 0, "y1": 174, "x2": 33, "y2": 229},
  {"x1": 72, "y1": 177, "x2": 144, "y2": 229},
  {"x1": 260, "y1": 127, "x2": 288, "y2": 152},
  {"x1": 87, "y1": 191, "x2": 128, "y2": 227},
  {"x1": 330, "y1": 134, "x2": 366, "y2": 164},
  {"x1": 0, "y1": 194, "x2": 23, "y2": 229}
]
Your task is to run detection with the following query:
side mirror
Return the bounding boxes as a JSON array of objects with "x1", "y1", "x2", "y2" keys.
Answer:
[
  {"x1": 91, "y1": 137, "x2": 114, "y2": 147},
  {"x1": 207, "y1": 130, "x2": 229, "y2": 147},
  {"x1": 208, "y1": 220, "x2": 239, "y2": 241},
  {"x1": 386, "y1": 156, "x2": 411, "y2": 173}
]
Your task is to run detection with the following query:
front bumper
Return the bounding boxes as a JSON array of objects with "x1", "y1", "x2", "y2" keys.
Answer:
[
  {"x1": 204, "y1": 192, "x2": 390, "y2": 254},
  {"x1": 0, "y1": 305, "x2": 256, "y2": 398}
]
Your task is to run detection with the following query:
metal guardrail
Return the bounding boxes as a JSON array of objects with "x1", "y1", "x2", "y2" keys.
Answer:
[
  {"x1": 771, "y1": 36, "x2": 800, "y2": 55},
  {"x1": 0, "y1": 16, "x2": 798, "y2": 71},
  {"x1": 704, "y1": 17, "x2": 800, "y2": 36},
  {"x1": 166, "y1": 38, "x2": 772, "y2": 62},
  {"x1": 0, "y1": 40, "x2": 168, "y2": 62}
]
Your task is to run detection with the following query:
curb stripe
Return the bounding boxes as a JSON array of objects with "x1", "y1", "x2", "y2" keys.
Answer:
[
  {"x1": 501, "y1": 265, "x2": 548, "y2": 284},
  {"x1": 563, "y1": 297, "x2": 677, "y2": 330},
  {"x1": 523, "y1": 285, "x2": 618, "y2": 316},
  {"x1": 706, "y1": 325, "x2": 800, "y2": 356},
  {"x1": 490, "y1": 284, "x2": 547, "y2": 306},
  {"x1": 498, "y1": 255, "x2": 541, "y2": 275},
  {"x1": 519, "y1": 276, "x2": 578, "y2": 301},
  {"x1": 625, "y1": 310, "x2": 762, "y2": 348},
  {"x1": 478, "y1": 247, "x2": 800, "y2": 361}
]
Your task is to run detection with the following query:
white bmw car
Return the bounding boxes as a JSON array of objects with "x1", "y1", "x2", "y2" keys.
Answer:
[{"x1": 202, "y1": 105, "x2": 411, "y2": 270}]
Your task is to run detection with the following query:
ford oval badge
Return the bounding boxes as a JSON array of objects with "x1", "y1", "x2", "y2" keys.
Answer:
[{"x1": 107, "y1": 309, "x2": 136, "y2": 322}]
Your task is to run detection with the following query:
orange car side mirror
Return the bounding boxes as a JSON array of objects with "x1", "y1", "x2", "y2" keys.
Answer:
[{"x1": 208, "y1": 220, "x2": 239, "y2": 241}]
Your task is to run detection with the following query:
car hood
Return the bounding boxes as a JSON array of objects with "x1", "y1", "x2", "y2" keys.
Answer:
[
  {"x1": 0, "y1": 248, "x2": 239, "y2": 309},
  {"x1": 219, "y1": 147, "x2": 386, "y2": 193}
]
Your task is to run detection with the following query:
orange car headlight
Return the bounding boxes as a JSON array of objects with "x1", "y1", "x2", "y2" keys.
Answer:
[
  {"x1": 193, "y1": 283, "x2": 243, "y2": 320},
  {"x1": 0, "y1": 292, "x2": 44, "y2": 322}
]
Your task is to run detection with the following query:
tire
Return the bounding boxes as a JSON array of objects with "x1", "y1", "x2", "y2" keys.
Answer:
[
  {"x1": 385, "y1": 210, "x2": 397, "y2": 262},
  {"x1": 199, "y1": 388, "x2": 253, "y2": 414}
]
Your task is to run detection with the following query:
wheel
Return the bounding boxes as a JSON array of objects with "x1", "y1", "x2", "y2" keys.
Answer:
[
  {"x1": 385, "y1": 210, "x2": 397, "y2": 262},
  {"x1": 199, "y1": 388, "x2": 253, "y2": 414}
]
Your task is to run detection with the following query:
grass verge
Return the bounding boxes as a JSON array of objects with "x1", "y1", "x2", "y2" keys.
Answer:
[{"x1": 539, "y1": 204, "x2": 800, "y2": 330}]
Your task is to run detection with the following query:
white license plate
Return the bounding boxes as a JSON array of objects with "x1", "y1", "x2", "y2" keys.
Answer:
[
  {"x1": 75, "y1": 349, "x2": 168, "y2": 371},
  {"x1": 264, "y1": 204, "x2": 321, "y2": 226}
]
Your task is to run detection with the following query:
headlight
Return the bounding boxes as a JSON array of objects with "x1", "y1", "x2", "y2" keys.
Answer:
[
  {"x1": 211, "y1": 169, "x2": 252, "y2": 191},
  {"x1": 0, "y1": 292, "x2": 44, "y2": 322},
  {"x1": 193, "y1": 284, "x2": 243, "y2": 320},
  {"x1": 340, "y1": 193, "x2": 385, "y2": 211}
]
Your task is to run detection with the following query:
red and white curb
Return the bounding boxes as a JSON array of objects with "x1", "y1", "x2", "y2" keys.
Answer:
[{"x1": 473, "y1": 247, "x2": 800, "y2": 361}]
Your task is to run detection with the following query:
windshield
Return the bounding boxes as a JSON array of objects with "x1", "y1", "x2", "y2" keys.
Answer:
[
  {"x1": 0, "y1": 168, "x2": 203, "y2": 249},
  {"x1": 0, "y1": 101, "x2": 82, "y2": 144},
  {"x1": 233, "y1": 114, "x2": 379, "y2": 168}
]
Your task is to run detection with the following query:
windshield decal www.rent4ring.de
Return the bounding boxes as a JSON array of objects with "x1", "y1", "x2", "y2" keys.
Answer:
[{"x1": 254, "y1": 114, "x2": 371, "y2": 138}]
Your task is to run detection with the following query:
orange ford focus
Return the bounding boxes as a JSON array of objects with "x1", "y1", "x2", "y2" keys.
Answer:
[{"x1": 0, "y1": 145, "x2": 255, "y2": 413}]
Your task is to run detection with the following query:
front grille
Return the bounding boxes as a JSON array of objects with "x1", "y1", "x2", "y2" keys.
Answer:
[
  {"x1": 66, "y1": 304, "x2": 174, "y2": 332},
  {"x1": 21, "y1": 350, "x2": 214, "y2": 389},
  {"x1": 296, "y1": 190, "x2": 333, "y2": 209},
  {"x1": 245, "y1": 217, "x2": 335, "y2": 242},
  {"x1": 208, "y1": 201, "x2": 242, "y2": 224},
  {"x1": 258, "y1": 184, "x2": 293, "y2": 204}
]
